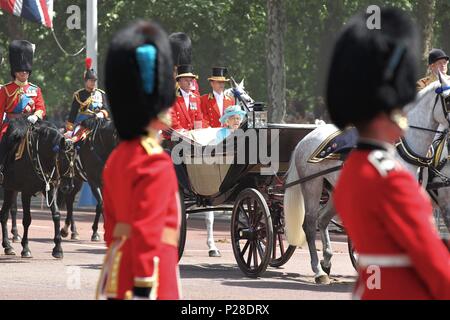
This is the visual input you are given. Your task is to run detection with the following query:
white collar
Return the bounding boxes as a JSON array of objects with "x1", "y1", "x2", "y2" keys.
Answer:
[
  {"x1": 180, "y1": 88, "x2": 191, "y2": 97},
  {"x1": 213, "y1": 91, "x2": 224, "y2": 98}
]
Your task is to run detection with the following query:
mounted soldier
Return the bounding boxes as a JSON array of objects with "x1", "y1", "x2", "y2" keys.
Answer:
[
  {"x1": 64, "y1": 58, "x2": 109, "y2": 143},
  {"x1": 0, "y1": 40, "x2": 46, "y2": 184},
  {"x1": 201, "y1": 67, "x2": 235, "y2": 128},
  {"x1": 417, "y1": 48, "x2": 450, "y2": 91}
]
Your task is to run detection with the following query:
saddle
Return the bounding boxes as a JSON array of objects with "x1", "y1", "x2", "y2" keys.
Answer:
[{"x1": 308, "y1": 127, "x2": 358, "y2": 163}]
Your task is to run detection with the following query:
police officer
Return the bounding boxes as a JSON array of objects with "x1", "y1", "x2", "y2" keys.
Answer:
[
  {"x1": 328, "y1": 8, "x2": 450, "y2": 299},
  {"x1": 417, "y1": 48, "x2": 450, "y2": 91},
  {"x1": 97, "y1": 20, "x2": 180, "y2": 300},
  {"x1": 65, "y1": 58, "x2": 109, "y2": 142},
  {"x1": 0, "y1": 40, "x2": 46, "y2": 183}
]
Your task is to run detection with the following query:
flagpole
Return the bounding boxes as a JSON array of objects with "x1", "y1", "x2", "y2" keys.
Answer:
[{"x1": 86, "y1": 0, "x2": 98, "y2": 73}]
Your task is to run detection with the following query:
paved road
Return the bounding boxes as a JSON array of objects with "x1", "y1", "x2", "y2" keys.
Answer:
[{"x1": 0, "y1": 208, "x2": 356, "y2": 300}]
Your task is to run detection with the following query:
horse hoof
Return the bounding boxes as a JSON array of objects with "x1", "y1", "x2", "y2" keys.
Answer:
[
  {"x1": 4, "y1": 247, "x2": 16, "y2": 256},
  {"x1": 208, "y1": 249, "x2": 221, "y2": 257},
  {"x1": 320, "y1": 260, "x2": 331, "y2": 276},
  {"x1": 52, "y1": 249, "x2": 64, "y2": 259},
  {"x1": 315, "y1": 274, "x2": 331, "y2": 285},
  {"x1": 12, "y1": 235, "x2": 22, "y2": 243},
  {"x1": 60, "y1": 228, "x2": 69, "y2": 238},
  {"x1": 91, "y1": 233, "x2": 101, "y2": 242},
  {"x1": 21, "y1": 250, "x2": 33, "y2": 258},
  {"x1": 71, "y1": 233, "x2": 80, "y2": 240}
]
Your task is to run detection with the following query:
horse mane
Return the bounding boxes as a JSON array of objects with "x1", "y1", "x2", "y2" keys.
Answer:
[
  {"x1": 81, "y1": 117, "x2": 114, "y2": 131},
  {"x1": 5, "y1": 118, "x2": 62, "y2": 150},
  {"x1": 403, "y1": 81, "x2": 441, "y2": 114}
]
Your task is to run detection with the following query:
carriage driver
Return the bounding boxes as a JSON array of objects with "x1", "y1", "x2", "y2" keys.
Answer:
[
  {"x1": 64, "y1": 58, "x2": 109, "y2": 143},
  {"x1": 97, "y1": 20, "x2": 181, "y2": 300},
  {"x1": 329, "y1": 8, "x2": 450, "y2": 299},
  {"x1": 0, "y1": 40, "x2": 47, "y2": 184},
  {"x1": 416, "y1": 48, "x2": 450, "y2": 91}
]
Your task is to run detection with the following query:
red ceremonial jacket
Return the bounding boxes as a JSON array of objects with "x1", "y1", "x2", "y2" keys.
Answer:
[
  {"x1": 200, "y1": 92, "x2": 235, "y2": 128},
  {"x1": 98, "y1": 136, "x2": 181, "y2": 300},
  {"x1": 169, "y1": 89, "x2": 204, "y2": 131},
  {"x1": 334, "y1": 140, "x2": 450, "y2": 300},
  {"x1": 0, "y1": 81, "x2": 46, "y2": 139}
]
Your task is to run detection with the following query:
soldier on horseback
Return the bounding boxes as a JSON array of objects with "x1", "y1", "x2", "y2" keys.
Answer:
[
  {"x1": 417, "y1": 48, "x2": 450, "y2": 91},
  {"x1": 64, "y1": 58, "x2": 109, "y2": 143},
  {"x1": 0, "y1": 40, "x2": 47, "y2": 184}
]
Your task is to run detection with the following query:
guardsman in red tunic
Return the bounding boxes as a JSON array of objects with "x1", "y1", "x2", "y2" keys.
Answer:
[
  {"x1": 0, "y1": 40, "x2": 46, "y2": 183},
  {"x1": 169, "y1": 64, "x2": 204, "y2": 131},
  {"x1": 169, "y1": 32, "x2": 200, "y2": 96},
  {"x1": 328, "y1": 9, "x2": 450, "y2": 300},
  {"x1": 200, "y1": 67, "x2": 235, "y2": 128},
  {"x1": 97, "y1": 20, "x2": 181, "y2": 300}
]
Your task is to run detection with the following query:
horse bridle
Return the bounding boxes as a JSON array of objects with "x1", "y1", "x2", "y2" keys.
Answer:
[
  {"x1": 26, "y1": 124, "x2": 77, "y2": 206},
  {"x1": 398, "y1": 87, "x2": 450, "y2": 167}
]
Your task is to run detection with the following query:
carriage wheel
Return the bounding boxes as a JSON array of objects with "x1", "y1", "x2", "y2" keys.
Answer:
[
  {"x1": 178, "y1": 188, "x2": 187, "y2": 261},
  {"x1": 268, "y1": 203, "x2": 296, "y2": 267},
  {"x1": 269, "y1": 232, "x2": 296, "y2": 268},
  {"x1": 231, "y1": 188, "x2": 273, "y2": 278},
  {"x1": 347, "y1": 237, "x2": 358, "y2": 270}
]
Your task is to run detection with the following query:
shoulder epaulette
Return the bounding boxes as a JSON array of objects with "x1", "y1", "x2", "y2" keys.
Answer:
[
  {"x1": 141, "y1": 136, "x2": 163, "y2": 155},
  {"x1": 208, "y1": 93, "x2": 214, "y2": 100},
  {"x1": 368, "y1": 150, "x2": 397, "y2": 177},
  {"x1": 96, "y1": 88, "x2": 106, "y2": 94},
  {"x1": 73, "y1": 89, "x2": 83, "y2": 97},
  {"x1": 28, "y1": 82, "x2": 38, "y2": 88}
]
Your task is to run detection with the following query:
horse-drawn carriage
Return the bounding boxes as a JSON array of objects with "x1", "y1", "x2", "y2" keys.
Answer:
[{"x1": 167, "y1": 118, "x2": 317, "y2": 277}]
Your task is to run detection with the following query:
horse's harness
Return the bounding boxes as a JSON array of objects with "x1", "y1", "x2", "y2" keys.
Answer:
[{"x1": 25, "y1": 124, "x2": 76, "y2": 207}]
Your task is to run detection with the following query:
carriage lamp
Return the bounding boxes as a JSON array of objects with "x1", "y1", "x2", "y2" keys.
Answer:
[{"x1": 248, "y1": 102, "x2": 268, "y2": 129}]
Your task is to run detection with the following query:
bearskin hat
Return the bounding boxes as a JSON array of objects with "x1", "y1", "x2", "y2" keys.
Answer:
[
  {"x1": 9, "y1": 40, "x2": 34, "y2": 78},
  {"x1": 105, "y1": 20, "x2": 175, "y2": 140},
  {"x1": 169, "y1": 32, "x2": 192, "y2": 66},
  {"x1": 326, "y1": 8, "x2": 420, "y2": 129}
]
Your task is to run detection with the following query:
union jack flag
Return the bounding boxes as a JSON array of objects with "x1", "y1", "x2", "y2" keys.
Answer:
[{"x1": 0, "y1": 0, "x2": 53, "y2": 28}]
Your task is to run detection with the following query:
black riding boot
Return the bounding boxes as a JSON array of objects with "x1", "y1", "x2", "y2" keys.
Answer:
[{"x1": 0, "y1": 138, "x2": 9, "y2": 185}]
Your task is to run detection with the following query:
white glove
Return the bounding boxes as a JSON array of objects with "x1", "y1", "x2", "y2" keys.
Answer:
[
  {"x1": 96, "y1": 112, "x2": 105, "y2": 119},
  {"x1": 27, "y1": 114, "x2": 38, "y2": 124},
  {"x1": 64, "y1": 131, "x2": 73, "y2": 139}
]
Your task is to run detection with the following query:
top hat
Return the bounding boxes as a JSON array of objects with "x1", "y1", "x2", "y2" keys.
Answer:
[
  {"x1": 176, "y1": 64, "x2": 198, "y2": 80},
  {"x1": 208, "y1": 67, "x2": 229, "y2": 82}
]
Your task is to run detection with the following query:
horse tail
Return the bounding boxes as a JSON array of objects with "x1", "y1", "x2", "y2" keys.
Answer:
[{"x1": 283, "y1": 151, "x2": 306, "y2": 247}]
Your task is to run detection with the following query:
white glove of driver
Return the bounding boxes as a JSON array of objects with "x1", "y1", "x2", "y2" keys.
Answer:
[
  {"x1": 27, "y1": 114, "x2": 39, "y2": 124},
  {"x1": 96, "y1": 112, "x2": 105, "y2": 119}
]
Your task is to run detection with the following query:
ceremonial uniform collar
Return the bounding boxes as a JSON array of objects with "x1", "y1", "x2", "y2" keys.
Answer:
[
  {"x1": 14, "y1": 79, "x2": 28, "y2": 87},
  {"x1": 357, "y1": 138, "x2": 396, "y2": 154}
]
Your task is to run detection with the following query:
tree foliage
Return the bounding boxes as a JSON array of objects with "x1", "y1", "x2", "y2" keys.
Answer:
[{"x1": 0, "y1": 0, "x2": 448, "y2": 124}]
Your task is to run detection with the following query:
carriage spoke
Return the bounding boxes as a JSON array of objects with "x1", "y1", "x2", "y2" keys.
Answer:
[
  {"x1": 246, "y1": 242, "x2": 253, "y2": 268},
  {"x1": 241, "y1": 240, "x2": 250, "y2": 257},
  {"x1": 252, "y1": 241, "x2": 258, "y2": 267},
  {"x1": 257, "y1": 240, "x2": 265, "y2": 260},
  {"x1": 278, "y1": 233, "x2": 285, "y2": 254}
]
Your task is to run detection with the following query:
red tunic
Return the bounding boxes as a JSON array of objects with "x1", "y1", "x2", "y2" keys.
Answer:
[
  {"x1": 98, "y1": 136, "x2": 181, "y2": 300},
  {"x1": 0, "y1": 81, "x2": 46, "y2": 139},
  {"x1": 334, "y1": 142, "x2": 450, "y2": 300},
  {"x1": 200, "y1": 93, "x2": 235, "y2": 128},
  {"x1": 169, "y1": 89, "x2": 204, "y2": 131}
]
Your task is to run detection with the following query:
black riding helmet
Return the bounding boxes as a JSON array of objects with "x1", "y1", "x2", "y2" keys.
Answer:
[
  {"x1": 326, "y1": 8, "x2": 420, "y2": 130},
  {"x1": 105, "y1": 20, "x2": 175, "y2": 140}
]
